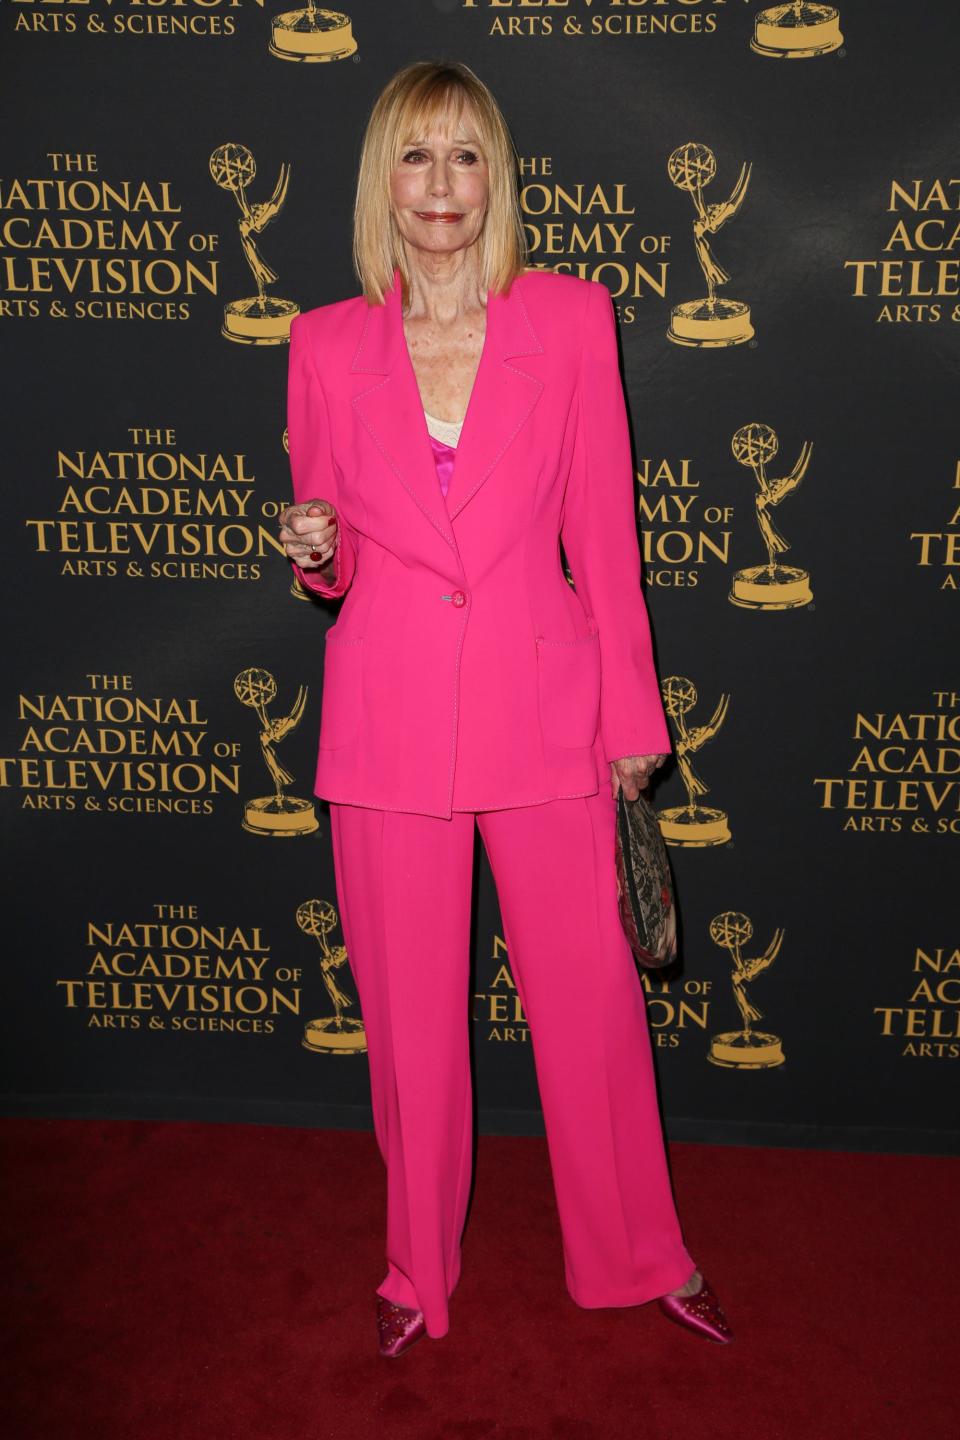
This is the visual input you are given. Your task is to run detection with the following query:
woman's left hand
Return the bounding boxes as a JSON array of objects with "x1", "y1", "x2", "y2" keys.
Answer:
[{"x1": 610, "y1": 754, "x2": 667, "y2": 801}]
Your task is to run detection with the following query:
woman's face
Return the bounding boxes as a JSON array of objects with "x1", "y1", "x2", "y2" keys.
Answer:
[{"x1": 389, "y1": 105, "x2": 489, "y2": 263}]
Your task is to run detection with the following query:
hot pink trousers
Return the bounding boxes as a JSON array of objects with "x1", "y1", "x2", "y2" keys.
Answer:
[{"x1": 329, "y1": 785, "x2": 695, "y2": 1339}]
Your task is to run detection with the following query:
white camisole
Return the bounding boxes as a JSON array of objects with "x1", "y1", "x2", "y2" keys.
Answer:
[{"x1": 424, "y1": 410, "x2": 464, "y2": 447}]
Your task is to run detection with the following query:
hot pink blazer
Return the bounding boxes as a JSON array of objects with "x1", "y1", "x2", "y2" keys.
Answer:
[{"x1": 286, "y1": 265, "x2": 671, "y2": 818}]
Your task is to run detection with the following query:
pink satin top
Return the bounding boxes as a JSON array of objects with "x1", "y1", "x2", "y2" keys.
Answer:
[{"x1": 428, "y1": 432, "x2": 457, "y2": 501}]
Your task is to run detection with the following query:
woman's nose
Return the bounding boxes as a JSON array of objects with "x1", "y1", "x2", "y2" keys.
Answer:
[{"x1": 428, "y1": 162, "x2": 451, "y2": 196}]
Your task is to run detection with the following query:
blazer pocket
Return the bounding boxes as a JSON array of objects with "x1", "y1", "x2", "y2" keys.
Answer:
[
  {"x1": 319, "y1": 633, "x2": 363, "y2": 750},
  {"x1": 536, "y1": 627, "x2": 601, "y2": 749}
]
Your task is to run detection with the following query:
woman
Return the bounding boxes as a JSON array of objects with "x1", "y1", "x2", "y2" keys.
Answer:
[{"x1": 279, "y1": 60, "x2": 732, "y2": 1358}]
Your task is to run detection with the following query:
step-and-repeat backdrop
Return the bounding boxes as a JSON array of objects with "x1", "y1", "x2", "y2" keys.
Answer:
[{"x1": 2, "y1": 2, "x2": 957, "y2": 1153}]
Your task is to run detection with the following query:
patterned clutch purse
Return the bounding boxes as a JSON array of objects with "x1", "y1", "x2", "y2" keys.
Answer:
[{"x1": 614, "y1": 787, "x2": 678, "y2": 970}]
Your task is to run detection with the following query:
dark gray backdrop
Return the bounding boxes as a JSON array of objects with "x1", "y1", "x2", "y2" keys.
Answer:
[{"x1": 2, "y1": 1, "x2": 957, "y2": 1153}]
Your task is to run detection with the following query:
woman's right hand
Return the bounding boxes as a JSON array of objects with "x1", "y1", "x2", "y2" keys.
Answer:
[{"x1": 279, "y1": 499, "x2": 338, "y2": 570}]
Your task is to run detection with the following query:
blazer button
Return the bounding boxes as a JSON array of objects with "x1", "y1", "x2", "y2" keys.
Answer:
[{"x1": 451, "y1": 589, "x2": 466, "y2": 608}]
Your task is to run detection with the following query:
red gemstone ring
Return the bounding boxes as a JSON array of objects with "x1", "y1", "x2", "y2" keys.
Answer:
[{"x1": 309, "y1": 550, "x2": 323, "y2": 562}]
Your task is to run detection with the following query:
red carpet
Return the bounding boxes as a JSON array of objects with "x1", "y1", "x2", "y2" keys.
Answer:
[{"x1": 2, "y1": 1118, "x2": 956, "y2": 1440}]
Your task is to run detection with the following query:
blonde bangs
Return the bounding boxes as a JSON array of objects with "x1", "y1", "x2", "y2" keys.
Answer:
[
  {"x1": 398, "y1": 76, "x2": 469, "y2": 153},
  {"x1": 352, "y1": 61, "x2": 528, "y2": 307}
]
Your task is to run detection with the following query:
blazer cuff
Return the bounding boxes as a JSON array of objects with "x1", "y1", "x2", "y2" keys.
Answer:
[
  {"x1": 292, "y1": 526, "x2": 356, "y2": 598},
  {"x1": 602, "y1": 719, "x2": 672, "y2": 764}
]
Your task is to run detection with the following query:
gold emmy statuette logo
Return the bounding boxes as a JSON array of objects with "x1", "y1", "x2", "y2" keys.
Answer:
[
  {"x1": 707, "y1": 911, "x2": 785, "y2": 1068},
  {"x1": 234, "y1": 667, "x2": 319, "y2": 836},
  {"x1": 667, "y1": 143, "x2": 754, "y2": 348},
  {"x1": 252, "y1": 2, "x2": 358, "y2": 63},
  {"x1": 729, "y1": 423, "x2": 814, "y2": 610},
  {"x1": 752, "y1": 2, "x2": 843, "y2": 59},
  {"x1": 657, "y1": 677, "x2": 732, "y2": 847},
  {"x1": 209, "y1": 144, "x2": 298, "y2": 345},
  {"x1": 297, "y1": 899, "x2": 366, "y2": 1054}
]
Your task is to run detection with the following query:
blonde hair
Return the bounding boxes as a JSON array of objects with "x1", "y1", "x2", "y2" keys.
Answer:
[{"x1": 352, "y1": 59, "x2": 528, "y2": 306}]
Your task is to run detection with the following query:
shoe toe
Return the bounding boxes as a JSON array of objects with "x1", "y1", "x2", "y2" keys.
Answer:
[
  {"x1": 657, "y1": 1278, "x2": 733, "y2": 1344},
  {"x1": 376, "y1": 1296, "x2": 427, "y2": 1357}
]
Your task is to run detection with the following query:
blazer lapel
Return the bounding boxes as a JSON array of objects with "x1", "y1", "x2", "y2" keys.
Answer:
[{"x1": 350, "y1": 266, "x2": 544, "y2": 553}]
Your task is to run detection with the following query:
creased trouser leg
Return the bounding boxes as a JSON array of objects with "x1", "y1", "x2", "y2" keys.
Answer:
[
  {"x1": 329, "y1": 801, "x2": 475, "y2": 1339},
  {"x1": 477, "y1": 788, "x2": 695, "y2": 1308}
]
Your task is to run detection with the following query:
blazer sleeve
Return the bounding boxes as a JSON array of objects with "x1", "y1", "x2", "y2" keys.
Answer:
[
  {"x1": 286, "y1": 312, "x2": 358, "y2": 599},
  {"x1": 560, "y1": 281, "x2": 672, "y2": 761}
]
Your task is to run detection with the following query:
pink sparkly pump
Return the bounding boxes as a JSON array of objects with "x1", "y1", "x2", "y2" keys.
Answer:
[
  {"x1": 376, "y1": 1296, "x2": 427, "y2": 1358},
  {"x1": 657, "y1": 1274, "x2": 733, "y2": 1344}
]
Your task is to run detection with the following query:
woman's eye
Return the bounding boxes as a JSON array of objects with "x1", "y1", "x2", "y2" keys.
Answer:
[{"x1": 400, "y1": 149, "x2": 479, "y2": 164}]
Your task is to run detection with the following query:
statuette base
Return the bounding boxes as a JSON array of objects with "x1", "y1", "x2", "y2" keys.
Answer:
[
  {"x1": 752, "y1": 6, "x2": 843, "y2": 58},
  {"x1": 658, "y1": 806, "x2": 731, "y2": 848},
  {"x1": 302, "y1": 1017, "x2": 367, "y2": 1054},
  {"x1": 222, "y1": 297, "x2": 299, "y2": 345},
  {"x1": 668, "y1": 299, "x2": 754, "y2": 348},
  {"x1": 270, "y1": 9, "x2": 358, "y2": 63},
  {"x1": 709, "y1": 1030, "x2": 785, "y2": 1069},
  {"x1": 729, "y1": 564, "x2": 813, "y2": 609},
  {"x1": 242, "y1": 795, "x2": 319, "y2": 836}
]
